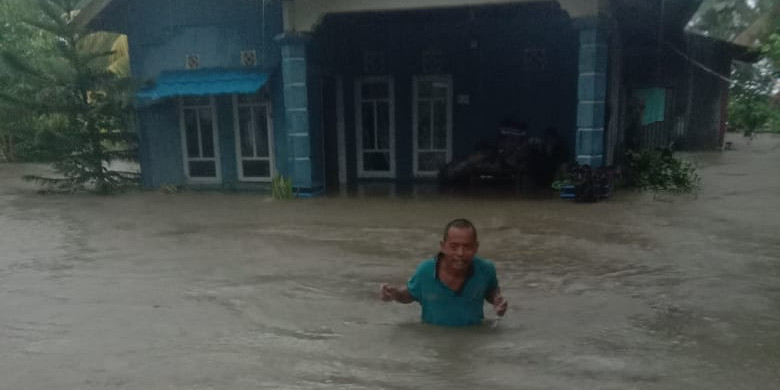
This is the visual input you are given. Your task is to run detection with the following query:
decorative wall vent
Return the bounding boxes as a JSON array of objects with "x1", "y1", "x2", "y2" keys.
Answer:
[
  {"x1": 524, "y1": 48, "x2": 547, "y2": 71},
  {"x1": 185, "y1": 54, "x2": 200, "y2": 70},
  {"x1": 421, "y1": 49, "x2": 445, "y2": 74},
  {"x1": 362, "y1": 51, "x2": 386, "y2": 74},
  {"x1": 241, "y1": 50, "x2": 257, "y2": 67}
]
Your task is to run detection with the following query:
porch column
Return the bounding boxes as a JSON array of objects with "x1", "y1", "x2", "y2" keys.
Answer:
[
  {"x1": 575, "y1": 20, "x2": 608, "y2": 167},
  {"x1": 276, "y1": 33, "x2": 314, "y2": 190}
]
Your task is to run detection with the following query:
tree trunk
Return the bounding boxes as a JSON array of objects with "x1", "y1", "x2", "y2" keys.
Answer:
[
  {"x1": 91, "y1": 128, "x2": 107, "y2": 194},
  {"x1": 0, "y1": 135, "x2": 15, "y2": 162},
  {"x1": 8, "y1": 135, "x2": 14, "y2": 162}
]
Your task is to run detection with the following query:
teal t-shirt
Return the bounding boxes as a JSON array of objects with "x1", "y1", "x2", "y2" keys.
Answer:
[{"x1": 406, "y1": 256, "x2": 499, "y2": 326}]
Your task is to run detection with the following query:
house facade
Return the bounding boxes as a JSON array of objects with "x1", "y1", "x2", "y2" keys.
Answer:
[{"x1": 77, "y1": 0, "x2": 740, "y2": 192}]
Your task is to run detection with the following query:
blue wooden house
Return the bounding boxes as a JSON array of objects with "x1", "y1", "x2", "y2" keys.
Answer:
[{"x1": 75, "y1": 0, "x2": 746, "y2": 193}]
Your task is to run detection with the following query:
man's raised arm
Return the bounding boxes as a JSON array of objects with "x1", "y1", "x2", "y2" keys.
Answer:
[{"x1": 380, "y1": 283, "x2": 415, "y2": 304}]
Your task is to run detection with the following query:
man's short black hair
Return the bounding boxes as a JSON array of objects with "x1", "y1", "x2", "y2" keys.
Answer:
[{"x1": 443, "y1": 218, "x2": 478, "y2": 241}]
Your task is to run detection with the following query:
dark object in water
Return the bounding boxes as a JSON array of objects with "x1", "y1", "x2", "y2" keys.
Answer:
[{"x1": 560, "y1": 165, "x2": 617, "y2": 202}]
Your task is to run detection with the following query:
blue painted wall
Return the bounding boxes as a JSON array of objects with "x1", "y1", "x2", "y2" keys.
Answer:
[
  {"x1": 215, "y1": 95, "x2": 237, "y2": 187},
  {"x1": 135, "y1": 101, "x2": 184, "y2": 187},
  {"x1": 269, "y1": 69, "x2": 288, "y2": 180},
  {"x1": 307, "y1": 63, "x2": 326, "y2": 189},
  {"x1": 98, "y1": 1, "x2": 579, "y2": 188},
  {"x1": 95, "y1": 0, "x2": 287, "y2": 189},
  {"x1": 311, "y1": 3, "x2": 579, "y2": 182},
  {"x1": 135, "y1": 96, "x2": 243, "y2": 188},
  {"x1": 99, "y1": 0, "x2": 284, "y2": 79}
]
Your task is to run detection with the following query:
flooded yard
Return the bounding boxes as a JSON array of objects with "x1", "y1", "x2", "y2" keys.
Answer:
[{"x1": 1, "y1": 134, "x2": 779, "y2": 389}]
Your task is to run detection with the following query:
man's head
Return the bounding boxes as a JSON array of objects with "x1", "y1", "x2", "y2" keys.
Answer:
[{"x1": 440, "y1": 218, "x2": 479, "y2": 272}]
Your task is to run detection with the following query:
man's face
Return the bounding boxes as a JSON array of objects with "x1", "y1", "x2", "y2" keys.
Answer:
[{"x1": 439, "y1": 227, "x2": 479, "y2": 272}]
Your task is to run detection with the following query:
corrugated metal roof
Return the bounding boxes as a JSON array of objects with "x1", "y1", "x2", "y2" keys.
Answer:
[{"x1": 136, "y1": 69, "x2": 269, "y2": 102}]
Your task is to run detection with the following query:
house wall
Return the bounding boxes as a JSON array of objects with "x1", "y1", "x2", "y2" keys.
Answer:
[
  {"x1": 136, "y1": 101, "x2": 183, "y2": 187},
  {"x1": 621, "y1": 35, "x2": 732, "y2": 151},
  {"x1": 115, "y1": 0, "x2": 283, "y2": 80},
  {"x1": 137, "y1": 87, "x2": 288, "y2": 190},
  {"x1": 604, "y1": 20, "x2": 623, "y2": 166},
  {"x1": 91, "y1": 0, "x2": 738, "y2": 191},
  {"x1": 684, "y1": 36, "x2": 732, "y2": 150},
  {"x1": 269, "y1": 69, "x2": 288, "y2": 181},
  {"x1": 307, "y1": 64, "x2": 326, "y2": 188},
  {"x1": 96, "y1": 0, "x2": 289, "y2": 189},
  {"x1": 311, "y1": 3, "x2": 579, "y2": 182}
]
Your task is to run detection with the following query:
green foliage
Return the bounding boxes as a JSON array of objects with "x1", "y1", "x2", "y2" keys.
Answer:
[
  {"x1": 688, "y1": 0, "x2": 776, "y2": 41},
  {"x1": 728, "y1": 63, "x2": 777, "y2": 135},
  {"x1": 624, "y1": 148, "x2": 701, "y2": 194},
  {"x1": 551, "y1": 179, "x2": 571, "y2": 191},
  {"x1": 729, "y1": 98, "x2": 776, "y2": 135},
  {"x1": 159, "y1": 184, "x2": 181, "y2": 194},
  {"x1": 765, "y1": 30, "x2": 780, "y2": 67},
  {"x1": 763, "y1": 110, "x2": 779, "y2": 136},
  {"x1": 761, "y1": 21, "x2": 780, "y2": 135},
  {"x1": 726, "y1": 10, "x2": 780, "y2": 136},
  {"x1": 0, "y1": 0, "x2": 137, "y2": 194},
  {"x1": 271, "y1": 174, "x2": 294, "y2": 200},
  {"x1": 0, "y1": 0, "x2": 57, "y2": 161}
]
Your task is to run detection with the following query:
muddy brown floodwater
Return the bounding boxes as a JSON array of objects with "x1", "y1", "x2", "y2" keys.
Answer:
[{"x1": 1, "y1": 134, "x2": 779, "y2": 390}]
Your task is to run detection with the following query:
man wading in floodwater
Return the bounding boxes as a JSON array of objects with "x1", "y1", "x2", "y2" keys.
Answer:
[{"x1": 380, "y1": 219, "x2": 508, "y2": 326}]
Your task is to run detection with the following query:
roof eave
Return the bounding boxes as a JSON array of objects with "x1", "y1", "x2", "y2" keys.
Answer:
[
  {"x1": 732, "y1": 8, "x2": 779, "y2": 48},
  {"x1": 72, "y1": 0, "x2": 115, "y2": 30}
]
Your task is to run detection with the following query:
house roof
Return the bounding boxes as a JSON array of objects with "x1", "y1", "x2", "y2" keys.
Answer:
[
  {"x1": 687, "y1": 0, "x2": 779, "y2": 49},
  {"x1": 733, "y1": 7, "x2": 779, "y2": 47},
  {"x1": 73, "y1": 0, "x2": 115, "y2": 29},
  {"x1": 78, "y1": 0, "x2": 771, "y2": 50}
]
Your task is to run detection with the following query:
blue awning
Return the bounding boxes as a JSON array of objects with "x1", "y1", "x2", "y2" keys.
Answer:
[{"x1": 136, "y1": 69, "x2": 269, "y2": 102}]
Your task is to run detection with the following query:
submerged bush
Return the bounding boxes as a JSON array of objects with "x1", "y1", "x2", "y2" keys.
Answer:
[
  {"x1": 271, "y1": 174, "x2": 294, "y2": 200},
  {"x1": 623, "y1": 148, "x2": 701, "y2": 194}
]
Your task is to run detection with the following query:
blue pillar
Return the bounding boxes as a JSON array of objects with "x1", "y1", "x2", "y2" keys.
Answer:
[
  {"x1": 276, "y1": 33, "x2": 314, "y2": 190},
  {"x1": 575, "y1": 20, "x2": 608, "y2": 168}
]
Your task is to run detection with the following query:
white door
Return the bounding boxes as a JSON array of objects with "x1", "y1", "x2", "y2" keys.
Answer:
[
  {"x1": 413, "y1": 75, "x2": 452, "y2": 177},
  {"x1": 356, "y1": 77, "x2": 395, "y2": 178},
  {"x1": 233, "y1": 94, "x2": 274, "y2": 181},
  {"x1": 180, "y1": 96, "x2": 220, "y2": 183}
]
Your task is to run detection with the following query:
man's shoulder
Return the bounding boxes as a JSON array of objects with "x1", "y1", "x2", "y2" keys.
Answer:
[
  {"x1": 417, "y1": 257, "x2": 437, "y2": 270},
  {"x1": 473, "y1": 257, "x2": 496, "y2": 273},
  {"x1": 410, "y1": 257, "x2": 436, "y2": 280}
]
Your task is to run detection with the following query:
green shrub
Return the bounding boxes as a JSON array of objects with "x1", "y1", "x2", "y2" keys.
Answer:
[
  {"x1": 624, "y1": 148, "x2": 701, "y2": 194},
  {"x1": 271, "y1": 174, "x2": 294, "y2": 200}
]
